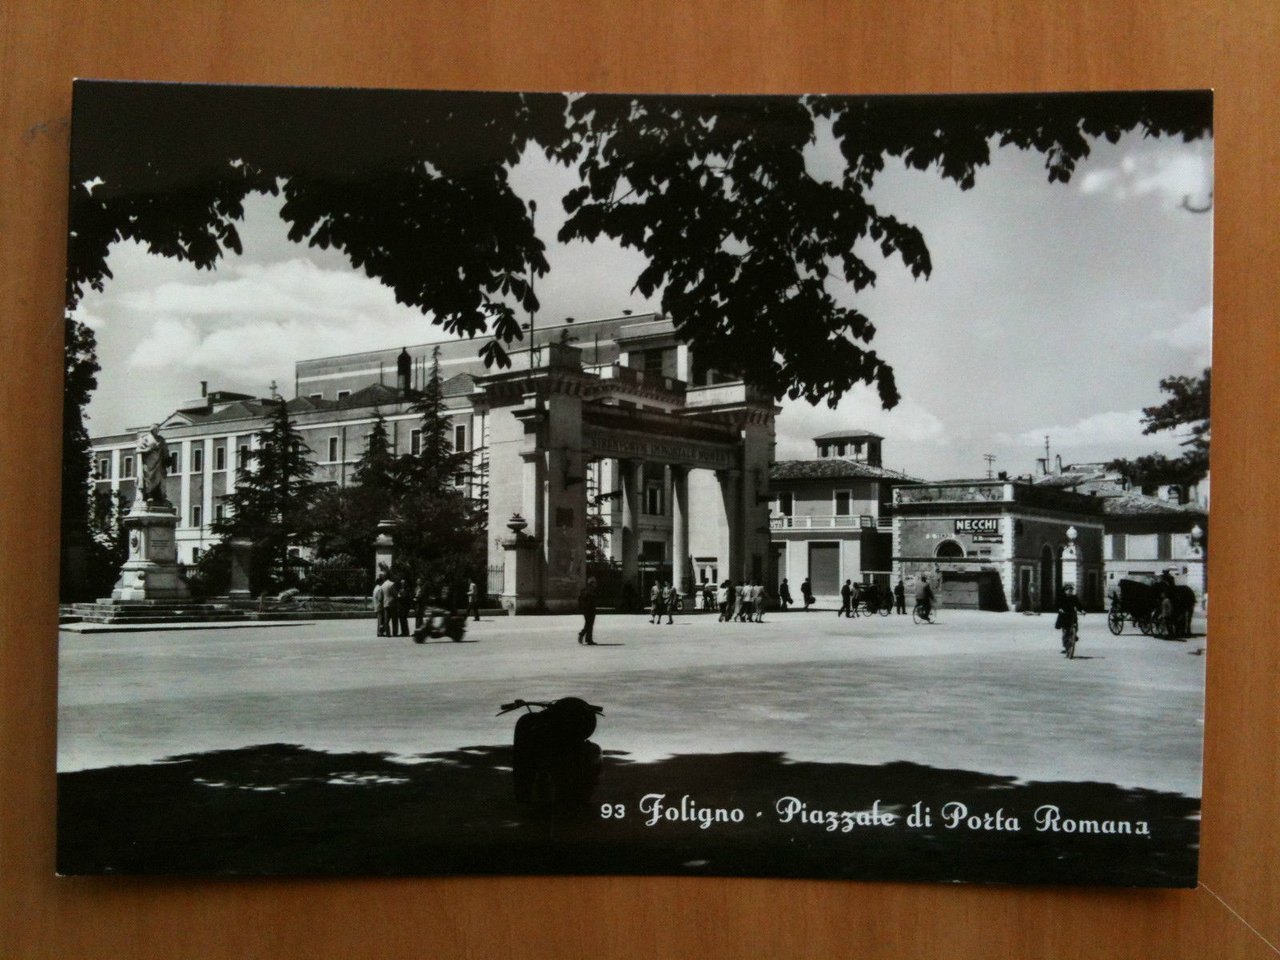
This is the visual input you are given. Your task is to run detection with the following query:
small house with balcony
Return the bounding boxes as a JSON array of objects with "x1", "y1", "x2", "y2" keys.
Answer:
[{"x1": 768, "y1": 431, "x2": 919, "y2": 603}]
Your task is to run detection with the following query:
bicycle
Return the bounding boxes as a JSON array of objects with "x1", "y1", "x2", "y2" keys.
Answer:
[
  {"x1": 912, "y1": 601, "x2": 936, "y2": 625},
  {"x1": 1063, "y1": 621, "x2": 1079, "y2": 659}
]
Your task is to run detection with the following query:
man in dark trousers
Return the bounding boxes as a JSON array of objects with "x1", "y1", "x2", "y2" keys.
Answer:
[
  {"x1": 664, "y1": 582, "x2": 679, "y2": 625},
  {"x1": 801, "y1": 577, "x2": 814, "y2": 611},
  {"x1": 779, "y1": 578, "x2": 793, "y2": 611},
  {"x1": 894, "y1": 578, "x2": 906, "y2": 614},
  {"x1": 577, "y1": 577, "x2": 598, "y2": 645},
  {"x1": 839, "y1": 579, "x2": 853, "y2": 618}
]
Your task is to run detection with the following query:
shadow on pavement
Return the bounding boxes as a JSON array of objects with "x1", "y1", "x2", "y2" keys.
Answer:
[{"x1": 58, "y1": 744, "x2": 1198, "y2": 885}]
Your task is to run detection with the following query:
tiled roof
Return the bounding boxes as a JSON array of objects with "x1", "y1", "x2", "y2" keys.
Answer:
[
  {"x1": 1100, "y1": 493, "x2": 1207, "y2": 517},
  {"x1": 770, "y1": 459, "x2": 919, "y2": 482},
  {"x1": 811, "y1": 429, "x2": 884, "y2": 441}
]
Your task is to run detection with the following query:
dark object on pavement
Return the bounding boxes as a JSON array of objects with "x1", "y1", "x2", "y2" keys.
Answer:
[
  {"x1": 498, "y1": 697, "x2": 604, "y2": 806},
  {"x1": 411, "y1": 608, "x2": 467, "y2": 643}
]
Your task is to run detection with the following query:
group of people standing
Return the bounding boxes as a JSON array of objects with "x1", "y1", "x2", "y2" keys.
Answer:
[
  {"x1": 372, "y1": 572, "x2": 482, "y2": 638},
  {"x1": 715, "y1": 580, "x2": 769, "y2": 623}
]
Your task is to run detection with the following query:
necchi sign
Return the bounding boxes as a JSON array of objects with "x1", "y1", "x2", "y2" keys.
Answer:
[{"x1": 955, "y1": 518, "x2": 1000, "y2": 535}]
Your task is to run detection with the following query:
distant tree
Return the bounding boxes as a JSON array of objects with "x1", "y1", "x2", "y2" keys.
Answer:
[
  {"x1": 403, "y1": 347, "x2": 471, "y2": 489},
  {"x1": 394, "y1": 348, "x2": 484, "y2": 588},
  {"x1": 61, "y1": 316, "x2": 108, "y2": 601},
  {"x1": 311, "y1": 409, "x2": 397, "y2": 569},
  {"x1": 205, "y1": 399, "x2": 323, "y2": 593},
  {"x1": 1110, "y1": 368, "x2": 1211, "y2": 491}
]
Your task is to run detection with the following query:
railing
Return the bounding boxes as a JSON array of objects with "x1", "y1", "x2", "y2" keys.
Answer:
[
  {"x1": 770, "y1": 514, "x2": 877, "y2": 530},
  {"x1": 598, "y1": 363, "x2": 687, "y2": 396}
]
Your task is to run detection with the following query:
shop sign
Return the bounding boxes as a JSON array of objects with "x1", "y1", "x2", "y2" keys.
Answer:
[{"x1": 955, "y1": 518, "x2": 999, "y2": 535}]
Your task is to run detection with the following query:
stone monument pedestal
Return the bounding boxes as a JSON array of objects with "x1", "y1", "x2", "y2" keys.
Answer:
[{"x1": 111, "y1": 501, "x2": 190, "y2": 601}]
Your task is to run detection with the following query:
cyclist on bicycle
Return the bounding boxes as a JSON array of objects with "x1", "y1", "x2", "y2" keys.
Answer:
[
  {"x1": 915, "y1": 576, "x2": 935, "y2": 621},
  {"x1": 1056, "y1": 583, "x2": 1085, "y2": 654}
]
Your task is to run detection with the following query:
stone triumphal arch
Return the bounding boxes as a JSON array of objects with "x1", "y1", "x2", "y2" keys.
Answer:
[{"x1": 479, "y1": 341, "x2": 777, "y2": 613}]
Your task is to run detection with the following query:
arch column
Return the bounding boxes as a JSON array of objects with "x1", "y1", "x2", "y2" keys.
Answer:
[
  {"x1": 671, "y1": 465, "x2": 689, "y2": 593},
  {"x1": 619, "y1": 458, "x2": 642, "y2": 587}
]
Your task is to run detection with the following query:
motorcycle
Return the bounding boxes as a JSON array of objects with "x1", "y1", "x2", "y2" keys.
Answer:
[
  {"x1": 497, "y1": 697, "x2": 604, "y2": 806},
  {"x1": 411, "y1": 608, "x2": 467, "y2": 643}
]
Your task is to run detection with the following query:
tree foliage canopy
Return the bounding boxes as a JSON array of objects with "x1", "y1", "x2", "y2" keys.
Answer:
[
  {"x1": 67, "y1": 84, "x2": 1211, "y2": 409},
  {"x1": 1109, "y1": 368, "x2": 1211, "y2": 490}
]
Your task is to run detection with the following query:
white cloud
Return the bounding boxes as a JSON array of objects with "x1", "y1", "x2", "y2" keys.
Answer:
[
  {"x1": 998, "y1": 409, "x2": 1186, "y2": 453},
  {"x1": 776, "y1": 388, "x2": 947, "y2": 462},
  {"x1": 1078, "y1": 143, "x2": 1213, "y2": 208},
  {"x1": 1150, "y1": 303, "x2": 1212, "y2": 366}
]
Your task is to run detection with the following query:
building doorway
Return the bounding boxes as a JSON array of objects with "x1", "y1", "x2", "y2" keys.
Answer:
[
  {"x1": 808, "y1": 542, "x2": 839, "y2": 595},
  {"x1": 1039, "y1": 544, "x2": 1055, "y2": 611}
]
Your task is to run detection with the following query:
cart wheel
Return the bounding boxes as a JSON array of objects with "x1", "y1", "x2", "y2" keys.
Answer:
[
  {"x1": 1139, "y1": 617, "x2": 1154, "y2": 636},
  {"x1": 1107, "y1": 608, "x2": 1125, "y2": 636},
  {"x1": 879, "y1": 601, "x2": 892, "y2": 617}
]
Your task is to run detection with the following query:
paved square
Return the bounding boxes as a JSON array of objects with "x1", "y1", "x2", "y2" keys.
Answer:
[{"x1": 59, "y1": 608, "x2": 1207, "y2": 796}]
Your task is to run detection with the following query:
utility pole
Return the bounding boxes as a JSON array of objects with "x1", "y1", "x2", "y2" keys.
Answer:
[{"x1": 983, "y1": 453, "x2": 996, "y2": 479}]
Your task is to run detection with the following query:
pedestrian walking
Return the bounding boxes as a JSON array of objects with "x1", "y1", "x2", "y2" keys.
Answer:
[
  {"x1": 894, "y1": 578, "x2": 906, "y2": 614},
  {"x1": 717, "y1": 579, "x2": 731, "y2": 621},
  {"x1": 753, "y1": 581, "x2": 766, "y2": 622},
  {"x1": 839, "y1": 580, "x2": 853, "y2": 618},
  {"x1": 779, "y1": 577, "x2": 792, "y2": 611},
  {"x1": 414, "y1": 576, "x2": 429, "y2": 628},
  {"x1": 801, "y1": 577, "x2": 814, "y2": 611},
  {"x1": 664, "y1": 582, "x2": 678, "y2": 625},
  {"x1": 577, "y1": 577, "x2": 598, "y2": 645},
  {"x1": 734, "y1": 582, "x2": 747, "y2": 622},
  {"x1": 650, "y1": 582, "x2": 665, "y2": 625}
]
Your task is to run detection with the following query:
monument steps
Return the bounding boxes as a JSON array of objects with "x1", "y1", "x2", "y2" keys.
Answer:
[{"x1": 70, "y1": 601, "x2": 253, "y2": 625}]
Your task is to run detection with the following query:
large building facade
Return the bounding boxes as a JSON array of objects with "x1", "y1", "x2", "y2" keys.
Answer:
[
  {"x1": 88, "y1": 311, "x2": 1207, "y2": 612},
  {"x1": 90, "y1": 313, "x2": 777, "y2": 610}
]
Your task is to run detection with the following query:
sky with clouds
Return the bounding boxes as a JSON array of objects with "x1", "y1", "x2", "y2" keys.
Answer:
[{"x1": 74, "y1": 111, "x2": 1212, "y2": 482}]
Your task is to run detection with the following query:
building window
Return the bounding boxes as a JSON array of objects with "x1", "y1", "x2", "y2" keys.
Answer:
[
  {"x1": 454, "y1": 424, "x2": 466, "y2": 451},
  {"x1": 337, "y1": 390, "x2": 351, "y2": 401},
  {"x1": 1157, "y1": 533, "x2": 1172, "y2": 561},
  {"x1": 643, "y1": 349, "x2": 665, "y2": 377},
  {"x1": 238, "y1": 444, "x2": 249, "y2": 469},
  {"x1": 122, "y1": 456, "x2": 135, "y2": 479},
  {"x1": 309, "y1": 393, "x2": 323, "y2": 400},
  {"x1": 819, "y1": 444, "x2": 830, "y2": 458},
  {"x1": 837, "y1": 443, "x2": 847, "y2": 456},
  {"x1": 167, "y1": 451, "x2": 180, "y2": 474},
  {"x1": 409, "y1": 429, "x2": 422, "y2": 455},
  {"x1": 328, "y1": 437, "x2": 339, "y2": 462},
  {"x1": 834, "y1": 491, "x2": 851, "y2": 517},
  {"x1": 191, "y1": 446, "x2": 203, "y2": 473},
  {"x1": 96, "y1": 457, "x2": 110, "y2": 479},
  {"x1": 191, "y1": 505, "x2": 203, "y2": 528},
  {"x1": 777, "y1": 492, "x2": 793, "y2": 517},
  {"x1": 1111, "y1": 535, "x2": 1126, "y2": 561},
  {"x1": 454, "y1": 473, "x2": 466, "y2": 487},
  {"x1": 215, "y1": 503, "x2": 226, "y2": 521},
  {"x1": 645, "y1": 481, "x2": 663, "y2": 516},
  {"x1": 214, "y1": 445, "x2": 226, "y2": 471},
  {"x1": 191, "y1": 547, "x2": 202, "y2": 563}
]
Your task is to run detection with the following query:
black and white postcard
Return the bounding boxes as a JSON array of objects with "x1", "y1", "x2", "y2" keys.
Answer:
[{"x1": 59, "y1": 82, "x2": 1212, "y2": 885}]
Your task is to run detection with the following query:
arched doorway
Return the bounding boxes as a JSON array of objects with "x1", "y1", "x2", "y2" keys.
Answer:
[
  {"x1": 935, "y1": 539, "x2": 965, "y2": 559},
  {"x1": 1039, "y1": 544, "x2": 1055, "y2": 612}
]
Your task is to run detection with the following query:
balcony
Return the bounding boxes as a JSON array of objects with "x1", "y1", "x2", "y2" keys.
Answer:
[
  {"x1": 771, "y1": 514, "x2": 884, "y2": 531},
  {"x1": 596, "y1": 363, "x2": 686, "y2": 396}
]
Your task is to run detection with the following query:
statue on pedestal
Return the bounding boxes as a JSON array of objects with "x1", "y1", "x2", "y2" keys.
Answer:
[{"x1": 136, "y1": 424, "x2": 170, "y2": 506}]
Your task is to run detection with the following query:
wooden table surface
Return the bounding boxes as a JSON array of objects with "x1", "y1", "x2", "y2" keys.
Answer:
[{"x1": 2, "y1": 2, "x2": 1276, "y2": 957}]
